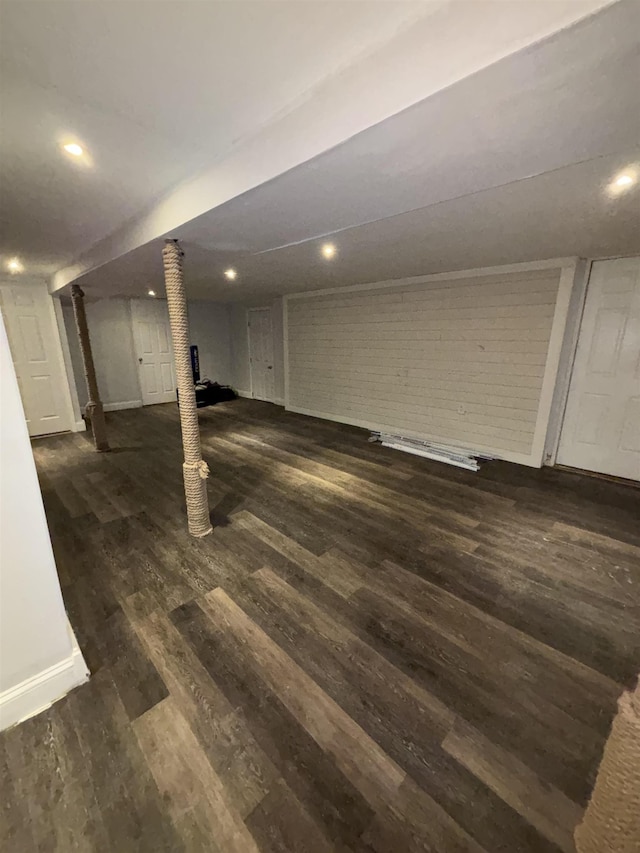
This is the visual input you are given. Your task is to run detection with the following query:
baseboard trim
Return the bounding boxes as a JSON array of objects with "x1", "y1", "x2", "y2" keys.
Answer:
[
  {"x1": 236, "y1": 389, "x2": 252, "y2": 399},
  {"x1": 104, "y1": 400, "x2": 143, "y2": 412},
  {"x1": 71, "y1": 420, "x2": 87, "y2": 432},
  {"x1": 0, "y1": 626, "x2": 89, "y2": 731}
]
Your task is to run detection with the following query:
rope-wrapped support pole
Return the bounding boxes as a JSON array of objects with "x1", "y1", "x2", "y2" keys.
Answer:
[
  {"x1": 70, "y1": 284, "x2": 109, "y2": 452},
  {"x1": 574, "y1": 676, "x2": 640, "y2": 853},
  {"x1": 161, "y1": 239, "x2": 212, "y2": 537}
]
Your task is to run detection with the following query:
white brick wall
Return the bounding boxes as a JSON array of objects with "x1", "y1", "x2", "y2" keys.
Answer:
[{"x1": 285, "y1": 262, "x2": 576, "y2": 466}]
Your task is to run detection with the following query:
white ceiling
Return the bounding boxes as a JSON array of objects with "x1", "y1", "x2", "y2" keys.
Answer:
[
  {"x1": 0, "y1": 0, "x2": 428, "y2": 273},
  {"x1": 1, "y1": 0, "x2": 634, "y2": 300},
  {"x1": 1, "y1": 0, "x2": 617, "y2": 287},
  {"x1": 64, "y1": 0, "x2": 640, "y2": 303}
]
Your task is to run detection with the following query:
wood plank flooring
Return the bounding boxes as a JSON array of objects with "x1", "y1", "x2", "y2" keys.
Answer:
[{"x1": 2, "y1": 399, "x2": 639, "y2": 852}]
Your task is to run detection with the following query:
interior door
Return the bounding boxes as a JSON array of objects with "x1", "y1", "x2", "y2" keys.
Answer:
[
  {"x1": 131, "y1": 299, "x2": 177, "y2": 405},
  {"x1": 557, "y1": 257, "x2": 640, "y2": 481},
  {"x1": 0, "y1": 283, "x2": 71, "y2": 436},
  {"x1": 248, "y1": 307, "x2": 275, "y2": 402}
]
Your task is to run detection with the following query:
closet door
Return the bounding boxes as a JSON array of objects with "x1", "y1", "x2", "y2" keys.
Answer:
[
  {"x1": 0, "y1": 283, "x2": 72, "y2": 436},
  {"x1": 131, "y1": 299, "x2": 177, "y2": 405},
  {"x1": 557, "y1": 257, "x2": 640, "y2": 481},
  {"x1": 248, "y1": 308, "x2": 275, "y2": 403}
]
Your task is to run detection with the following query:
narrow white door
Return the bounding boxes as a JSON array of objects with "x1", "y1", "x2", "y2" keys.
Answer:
[
  {"x1": 131, "y1": 299, "x2": 177, "y2": 405},
  {"x1": 557, "y1": 257, "x2": 640, "y2": 481},
  {"x1": 248, "y1": 308, "x2": 275, "y2": 402},
  {"x1": 0, "y1": 283, "x2": 72, "y2": 436}
]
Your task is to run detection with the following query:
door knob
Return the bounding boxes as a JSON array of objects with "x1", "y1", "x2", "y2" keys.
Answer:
[{"x1": 138, "y1": 357, "x2": 143, "y2": 363}]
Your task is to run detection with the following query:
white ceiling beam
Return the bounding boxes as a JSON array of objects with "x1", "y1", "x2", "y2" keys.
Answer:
[{"x1": 51, "y1": 0, "x2": 616, "y2": 293}]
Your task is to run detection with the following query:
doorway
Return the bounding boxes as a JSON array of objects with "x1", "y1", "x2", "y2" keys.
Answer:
[
  {"x1": 248, "y1": 307, "x2": 275, "y2": 403},
  {"x1": 0, "y1": 283, "x2": 73, "y2": 436},
  {"x1": 131, "y1": 299, "x2": 177, "y2": 405},
  {"x1": 557, "y1": 257, "x2": 640, "y2": 481}
]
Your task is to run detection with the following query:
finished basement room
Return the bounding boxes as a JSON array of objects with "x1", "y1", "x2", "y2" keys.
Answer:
[{"x1": 1, "y1": 2, "x2": 639, "y2": 852}]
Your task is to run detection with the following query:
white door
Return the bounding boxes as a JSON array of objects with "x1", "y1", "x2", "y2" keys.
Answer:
[
  {"x1": 557, "y1": 257, "x2": 640, "y2": 481},
  {"x1": 248, "y1": 308, "x2": 275, "y2": 402},
  {"x1": 131, "y1": 299, "x2": 177, "y2": 405},
  {"x1": 0, "y1": 283, "x2": 72, "y2": 437}
]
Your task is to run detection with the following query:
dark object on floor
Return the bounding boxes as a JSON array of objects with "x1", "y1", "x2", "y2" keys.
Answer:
[{"x1": 177, "y1": 379, "x2": 238, "y2": 408}]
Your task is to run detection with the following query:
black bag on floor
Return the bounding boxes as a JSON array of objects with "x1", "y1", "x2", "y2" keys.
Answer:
[{"x1": 177, "y1": 380, "x2": 238, "y2": 409}]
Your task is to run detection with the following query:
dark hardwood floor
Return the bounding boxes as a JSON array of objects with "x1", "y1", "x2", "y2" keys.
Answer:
[{"x1": 2, "y1": 399, "x2": 639, "y2": 852}]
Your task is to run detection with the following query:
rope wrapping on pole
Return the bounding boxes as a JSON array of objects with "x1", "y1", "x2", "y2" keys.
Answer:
[
  {"x1": 70, "y1": 284, "x2": 110, "y2": 452},
  {"x1": 574, "y1": 676, "x2": 640, "y2": 853},
  {"x1": 161, "y1": 239, "x2": 212, "y2": 537}
]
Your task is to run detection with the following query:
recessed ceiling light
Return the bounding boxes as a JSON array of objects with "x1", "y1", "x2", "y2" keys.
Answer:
[
  {"x1": 321, "y1": 243, "x2": 336, "y2": 260},
  {"x1": 148, "y1": 289, "x2": 156, "y2": 297},
  {"x1": 7, "y1": 257, "x2": 23, "y2": 273},
  {"x1": 608, "y1": 169, "x2": 637, "y2": 195},
  {"x1": 63, "y1": 142, "x2": 84, "y2": 157},
  {"x1": 224, "y1": 268, "x2": 237, "y2": 281}
]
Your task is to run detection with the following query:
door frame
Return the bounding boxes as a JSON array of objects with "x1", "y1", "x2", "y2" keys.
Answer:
[
  {"x1": 545, "y1": 254, "x2": 640, "y2": 470},
  {"x1": 550, "y1": 255, "x2": 640, "y2": 478},
  {"x1": 247, "y1": 306, "x2": 275, "y2": 403},
  {"x1": 542, "y1": 259, "x2": 592, "y2": 466}
]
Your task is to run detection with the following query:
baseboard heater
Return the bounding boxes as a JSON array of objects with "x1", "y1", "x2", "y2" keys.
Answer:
[{"x1": 370, "y1": 431, "x2": 491, "y2": 472}]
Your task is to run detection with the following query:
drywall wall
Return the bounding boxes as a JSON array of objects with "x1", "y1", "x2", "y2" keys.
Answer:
[
  {"x1": 229, "y1": 298, "x2": 285, "y2": 403},
  {"x1": 0, "y1": 313, "x2": 88, "y2": 730},
  {"x1": 285, "y1": 261, "x2": 576, "y2": 467},
  {"x1": 188, "y1": 301, "x2": 232, "y2": 384},
  {"x1": 63, "y1": 298, "x2": 140, "y2": 410},
  {"x1": 62, "y1": 297, "x2": 233, "y2": 409}
]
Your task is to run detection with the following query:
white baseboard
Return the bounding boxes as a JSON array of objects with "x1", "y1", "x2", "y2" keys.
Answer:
[
  {"x1": 236, "y1": 389, "x2": 252, "y2": 398},
  {"x1": 104, "y1": 400, "x2": 143, "y2": 412},
  {"x1": 0, "y1": 625, "x2": 89, "y2": 732},
  {"x1": 71, "y1": 420, "x2": 87, "y2": 432},
  {"x1": 272, "y1": 397, "x2": 285, "y2": 407}
]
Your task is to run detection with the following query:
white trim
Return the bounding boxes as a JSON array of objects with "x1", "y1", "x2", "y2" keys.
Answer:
[
  {"x1": 283, "y1": 292, "x2": 290, "y2": 410},
  {"x1": 71, "y1": 419, "x2": 87, "y2": 432},
  {"x1": 284, "y1": 258, "x2": 578, "y2": 302},
  {"x1": 44, "y1": 290, "x2": 76, "y2": 434},
  {"x1": 272, "y1": 397, "x2": 285, "y2": 407},
  {"x1": 236, "y1": 389, "x2": 252, "y2": 399},
  {"x1": 52, "y1": 296, "x2": 83, "y2": 428},
  {"x1": 543, "y1": 259, "x2": 591, "y2": 465},
  {"x1": 246, "y1": 308, "x2": 253, "y2": 399},
  {"x1": 0, "y1": 626, "x2": 89, "y2": 732},
  {"x1": 529, "y1": 260, "x2": 580, "y2": 465},
  {"x1": 284, "y1": 258, "x2": 579, "y2": 468},
  {"x1": 103, "y1": 399, "x2": 143, "y2": 412}
]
